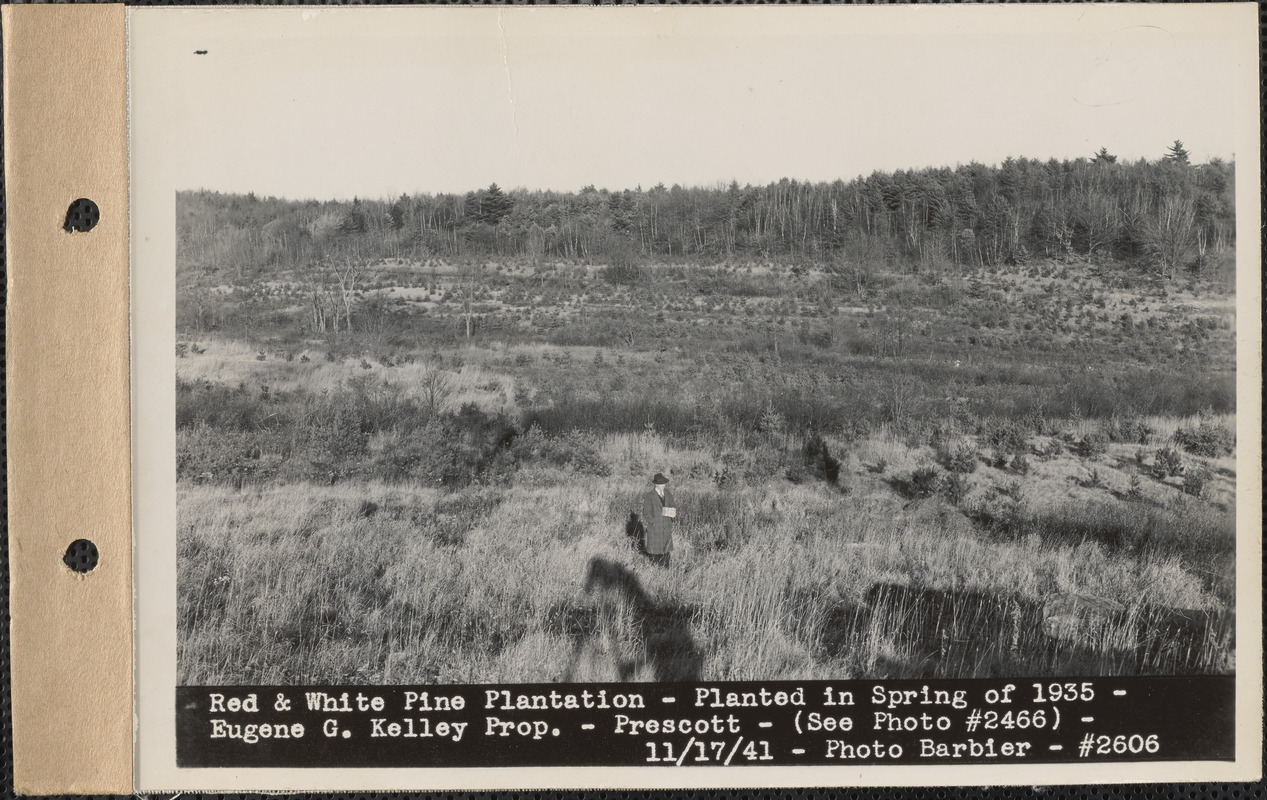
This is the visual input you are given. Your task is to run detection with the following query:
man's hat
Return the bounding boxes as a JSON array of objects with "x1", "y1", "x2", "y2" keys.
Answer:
[{"x1": 651, "y1": 473, "x2": 669, "y2": 485}]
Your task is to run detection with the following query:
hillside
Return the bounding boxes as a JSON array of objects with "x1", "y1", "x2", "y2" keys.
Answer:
[{"x1": 173, "y1": 150, "x2": 1240, "y2": 684}]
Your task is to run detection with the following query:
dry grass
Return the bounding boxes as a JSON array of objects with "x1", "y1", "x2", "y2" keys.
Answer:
[
  {"x1": 178, "y1": 422, "x2": 1235, "y2": 685},
  {"x1": 177, "y1": 337, "x2": 517, "y2": 414}
]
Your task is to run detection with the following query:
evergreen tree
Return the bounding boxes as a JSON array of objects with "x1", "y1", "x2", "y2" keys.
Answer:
[
  {"x1": 1164, "y1": 140, "x2": 1191, "y2": 166},
  {"x1": 388, "y1": 193, "x2": 408, "y2": 230},
  {"x1": 471, "y1": 183, "x2": 515, "y2": 225}
]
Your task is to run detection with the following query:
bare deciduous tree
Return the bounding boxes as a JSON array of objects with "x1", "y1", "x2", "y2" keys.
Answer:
[
  {"x1": 419, "y1": 366, "x2": 455, "y2": 417},
  {"x1": 455, "y1": 260, "x2": 485, "y2": 339},
  {"x1": 1074, "y1": 190, "x2": 1121, "y2": 257},
  {"x1": 358, "y1": 294, "x2": 391, "y2": 352},
  {"x1": 332, "y1": 257, "x2": 364, "y2": 333},
  {"x1": 1145, "y1": 193, "x2": 1197, "y2": 279}
]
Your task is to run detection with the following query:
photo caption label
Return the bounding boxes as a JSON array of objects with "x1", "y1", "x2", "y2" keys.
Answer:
[{"x1": 177, "y1": 677, "x2": 1232, "y2": 768}]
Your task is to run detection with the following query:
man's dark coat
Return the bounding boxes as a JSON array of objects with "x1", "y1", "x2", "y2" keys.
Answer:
[{"x1": 640, "y1": 486, "x2": 675, "y2": 555}]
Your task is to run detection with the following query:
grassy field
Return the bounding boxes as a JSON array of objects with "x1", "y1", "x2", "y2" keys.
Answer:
[
  {"x1": 176, "y1": 255, "x2": 1238, "y2": 684},
  {"x1": 177, "y1": 417, "x2": 1236, "y2": 684}
]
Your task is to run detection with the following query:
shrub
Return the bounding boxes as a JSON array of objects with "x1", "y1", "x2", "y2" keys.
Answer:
[
  {"x1": 759, "y1": 406, "x2": 787, "y2": 436},
  {"x1": 1010, "y1": 453, "x2": 1030, "y2": 476},
  {"x1": 1183, "y1": 463, "x2": 1213, "y2": 497},
  {"x1": 553, "y1": 431, "x2": 612, "y2": 477},
  {"x1": 801, "y1": 432, "x2": 841, "y2": 484},
  {"x1": 315, "y1": 405, "x2": 370, "y2": 466},
  {"x1": 1031, "y1": 438, "x2": 1063, "y2": 459},
  {"x1": 372, "y1": 405, "x2": 520, "y2": 487},
  {"x1": 796, "y1": 324, "x2": 835, "y2": 349},
  {"x1": 712, "y1": 465, "x2": 738, "y2": 490},
  {"x1": 943, "y1": 444, "x2": 980, "y2": 474},
  {"x1": 1127, "y1": 473, "x2": 1143, "y2": 499},
  {"x1": 927, "y1": 421, "x2": 960, "y2": 454},
  {"x1": 1152, "y1": 446, "x2": 1185, "y2": 479},
  {"x1": 369, "y1": 427, "x2": 448, "y2": 483},
  {"x1": 784, "y1": 462, "x2": 808, "y2": 484},
  {"x1": 1074, "y1": 432, "x2": 1109, "y2": 458},
  {"x1": 998, "y1": 479, "x2": 1025, "y2": 503},
  {"x1": 1085, "y1": 468, "x2": 1107, "y2": 490},
  {"x1": 909, "y1": 466, "x2": 941, "y2": 498},
  {"x1": 942, "y1": 472, "x2": 970, "y2": 505},
  {"x1": 448, "y1": 407, "x2": 518, "y2": 485},
  {"x1": 509, "y1": 426, "x2": 611, "y2": 478},
  {"x1": 1020, "y1": 409, "x2": 1051, "y2": 436},
  {"x1": 344, "y1": 372, "x2": 433, "y2": 433},
  {"x1": 1104, "y1": 415, "x2": 1154, "y2": 445},
  {"x1": 601, "y1": 258, "x2": 645, "y2": 286},
  {"x1": 1173, "y1": 421, "x2": 1235, "y2": 458},
  {"x1": 178, "y1": 426, "x2": 257, "y2": 483},
  {"x1": 176, "y1": 378, "x2": 276, "y2": 431},
  {"x1": 981, "y1": 418, "x2": 1029, "y2": 454}
]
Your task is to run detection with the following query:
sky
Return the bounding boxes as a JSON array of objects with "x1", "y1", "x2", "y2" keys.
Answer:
[{"x1": 129, "y1": 4, "x2": 1256, "y2": 201}]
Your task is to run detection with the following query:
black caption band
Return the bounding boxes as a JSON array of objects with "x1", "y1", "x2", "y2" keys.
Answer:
[{"x1": 177, "y1": 676, "x2": 1233, "y2": 768}]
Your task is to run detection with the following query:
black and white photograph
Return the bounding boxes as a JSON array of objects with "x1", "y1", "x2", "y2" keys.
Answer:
[{"x1": 128, "y1": 4, "x2": 1260, "y2": 788}]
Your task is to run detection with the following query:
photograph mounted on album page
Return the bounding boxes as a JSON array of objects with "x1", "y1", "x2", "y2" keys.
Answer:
[{"x1": 126, "y1": 3, "x2": 1261, "y2": 791}]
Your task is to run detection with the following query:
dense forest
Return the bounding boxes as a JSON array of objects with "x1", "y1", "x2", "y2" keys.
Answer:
[{"x1": 178, "y1": 142, "x2": 1233, "y2": 286}]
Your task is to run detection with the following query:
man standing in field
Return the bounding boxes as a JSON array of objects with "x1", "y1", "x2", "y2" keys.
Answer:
[{"x1": 641, "y1": 473, "x2": 677, "y2": 567}]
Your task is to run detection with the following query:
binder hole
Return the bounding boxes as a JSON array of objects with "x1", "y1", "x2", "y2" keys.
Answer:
[
  {"x1": 63, "y1": 198, "x2": 100, "y2": 233},
  {"x1": 63, "y1": 539, "x2": 99, "y2": 573}
]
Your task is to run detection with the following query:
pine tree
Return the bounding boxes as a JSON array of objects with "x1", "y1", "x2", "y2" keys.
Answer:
[
  {"x1": 1093, "y1": 147, "x2": 1117, "y2": 164},
  {"x1": 472, "y1": 183, "x2": 515, "y2": 225},
  {"x1": 388, "y1": 193, "x2": 408, "y2": 230},
  {"x1": 1164, "y1": 140, "x2": 1191, "y2": 166}
]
